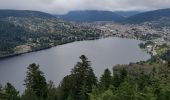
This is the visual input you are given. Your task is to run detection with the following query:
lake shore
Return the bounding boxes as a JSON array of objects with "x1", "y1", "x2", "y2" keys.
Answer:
[
  {"x1": 0, "y1": 37, "x2": 151, "y2": 92},
  {"x1": 0, "y1": 35, "x2": 146, "y2": 60}
]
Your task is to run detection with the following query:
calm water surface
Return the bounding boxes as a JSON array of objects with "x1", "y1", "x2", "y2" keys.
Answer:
[{"x1": 0, "y1": 37, "x2": 150, "y2": 91}]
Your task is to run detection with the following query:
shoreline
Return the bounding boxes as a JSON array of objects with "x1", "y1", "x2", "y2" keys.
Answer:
[
  {"x1": 0, "y1": 37, "x2": 101, "y2": 60},
  {"x1": 0, "y1": 36, "x2": 146, "y2": 60}
]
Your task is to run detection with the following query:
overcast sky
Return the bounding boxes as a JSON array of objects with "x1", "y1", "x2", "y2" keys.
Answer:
[{"x1": 0, "y1": 0, "x2": 170, "y2": 14}]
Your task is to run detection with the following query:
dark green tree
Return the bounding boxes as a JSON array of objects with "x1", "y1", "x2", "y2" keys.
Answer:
[
  {"x1": 0, "y1": 84, "x2": 2, "y2": 91},
  {"x1": 58, "y1": 75, "x2": 75, "y2": 100},
  {"x1": 4, "y1": 82, "x2": 20, "y2": 100},
  {"x1": 112, "y1": 68, "x2": 127, "y2": 87},
  {"x1": 112, "y1": 73, "x2": 121, "y2": 87},
  {"x1": 24, "y1": 63, "x2": 48, "y2": 99},
  {"x1": 71, "y1": 55, "x2": 97, "y2": 99},
  {"x1": 59, "y1": 55, "x2": 97, "y2": 100},
  {"x1": 156, "y1": 85, "x2": 170, "y2": 100},
  {"x1": 21, "y1": 89, "x2": 38, "y2": 100},
  {"x1": 120, "y1": 68, "x2": 127, "y2": 81},
  {"x1": 100, "y1": 68, "x2": 112, "y2": 90},
  {"x1": 46, "y1": 81, "x2": 58, "y2": 100}
]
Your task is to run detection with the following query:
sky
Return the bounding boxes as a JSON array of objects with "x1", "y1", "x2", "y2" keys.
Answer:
[{"x1": 0, "y1": 0, "x2": 170, "y2": 14}]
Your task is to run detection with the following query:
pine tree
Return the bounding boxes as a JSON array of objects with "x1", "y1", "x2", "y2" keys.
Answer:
[
  {"x1": 0, "y1": 84, "x2": 2, "y2": 91},
  {"x1": 100, "y1": 68, "x2": 112, "y2": 90},
  {"x1": 24, "y1": 63, "x2": 48, "y2": 99},
  {"x1": 58, "y1": 75, "x2": 75, "y2": 100},
  {"x1": 46, "y1": 81, "x2": 58, "y2": 100},
  {"x1": 59, "y1": 55, "x2": 97, "y2": 100},
  {"x1": 112, "y1": 68, "x2": 127, "y2": 87},
  {"x1": 21, "y1": 89, "x2": 38, "y2": 100},
  {"x1": 4, "y1": 82, "x2": 20, "y2": 100},
  {"x1": 120, "y1": 68, "x2": 127, "y2": 81},
  {"x1": 71, "y1": 55, "x2": 97, "y2": 99},
  {"x1": 112, "y1": 73, "x2": 121, "y2": 87}
]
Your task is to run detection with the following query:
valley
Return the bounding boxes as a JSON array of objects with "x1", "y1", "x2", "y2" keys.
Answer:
[
  {"x1": 0, "y1": 8, "x2": 170, "y2": 100},
  {"x1": 0, "y1": 9, "x2": 170, "y2": 59}
]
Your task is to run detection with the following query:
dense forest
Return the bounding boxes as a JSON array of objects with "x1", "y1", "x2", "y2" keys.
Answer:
[
  {"x1": 0, "y1": 53, "x2": 170, "y2": 100},
  {"x1": 0, "y1": 20, "x2": 28, "y2": 56}
]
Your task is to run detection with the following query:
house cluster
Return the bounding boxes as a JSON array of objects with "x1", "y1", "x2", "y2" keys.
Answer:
[
  {"x1": 92, "y1": 23, "x2": 161, "y2": 40},
  {"x1": 85, "y1": 22, "x2": 170, "y2": 56},
  {"x1": 146, "y1": 44, "x2": 157, "y2": 56}
]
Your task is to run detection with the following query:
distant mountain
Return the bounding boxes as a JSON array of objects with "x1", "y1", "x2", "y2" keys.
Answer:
[
  {"x1": 124, "y1": 8, "x2": 170, "y2": 24},
  {"x1": 114, "y1": 11, "x2": 142, "y2": 17},
  {"x1": 56, "y1": 10, "x2": 125, "y2": 22},
  {"x1": 0, "y1": 9, "x2": 55, "y2": 18}
]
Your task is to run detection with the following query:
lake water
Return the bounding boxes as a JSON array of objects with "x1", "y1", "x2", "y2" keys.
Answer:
[{"x1": 0, "y1": 37, "x2": 150, "y2": 91}]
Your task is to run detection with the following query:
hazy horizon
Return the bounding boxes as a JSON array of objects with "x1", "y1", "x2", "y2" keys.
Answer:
[{"x1": 0, "y1": 0, "x2": 170, "y2": 14}]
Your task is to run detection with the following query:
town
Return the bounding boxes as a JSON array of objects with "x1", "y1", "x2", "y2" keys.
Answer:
[{"x1": 76, "y1": 22, "x2": 170, "y2": 56}]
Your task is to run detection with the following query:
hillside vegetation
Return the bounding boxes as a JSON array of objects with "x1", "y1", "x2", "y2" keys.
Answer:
[
  {"x1": 0, "y1": 10, "x2": 101, "y2": 58},
  {"x1": 124, "y1": 8, "x2": 170, "y2": 25},
  {"x1": 0, "y1": 10, "x2": 55, "y2": 18}
]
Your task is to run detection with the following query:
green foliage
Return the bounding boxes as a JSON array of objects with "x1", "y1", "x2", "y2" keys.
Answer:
[
  {"x1": 21, "y1": 89, "x2": 38, "y2": 100},
  {"x1": 24, "y1": 63, "x2": 48, "y2": 99},
  {"x1": 157, "y1": 84, "x2": 170, "y2": 100},
  {"x1": 57, "y1": 75, "x2": 74, "y2": 100},
  {"x1": 112, "y1": 68, "x2": 127, "y2": 87},
  {"x1": 58, "y1": 55, "x2": 97, "y2": 100},
  {"x1": 46, "y1": 81, "x2": 58, "y2": 100},
  {"x1": 100, "y1": 68, "x2": 112, "y2": 90},
  {"x1": 89, "y1": 86, "x2": 115, "y2": 100},
  {"x1": 4, "y1": 83, "x2": 20, "y2": 100},
  {"x1": 0, "y1": 84, "x2": 2, "y2": 91},
  {"x1": 90, "y1": 61, "x2": 170, "y2": 100},
  {"x1": 0, "y1": 17, "x2": 101, "y2": 58},
  {"x1": 161, "y1": 50, "x2": 170, "y2": 61},
  {"x1": 0, "y1": 20, "x2": 27, "y2": 56}
]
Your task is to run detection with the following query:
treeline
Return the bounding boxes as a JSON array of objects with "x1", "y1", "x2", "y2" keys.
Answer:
[
  {"x1": 0, "y1": 55, "x2": 170, "y2": 100},
  {"x1": 0, "y1": 20, "x2": 28, "y2": 56}
]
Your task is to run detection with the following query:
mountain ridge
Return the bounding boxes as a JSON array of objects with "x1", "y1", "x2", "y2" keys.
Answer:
[
  {"x1": 56, "y1": 10, "x2": 125, "y2": 22},
  {"x1": 124, "y1": 8, "x2": 170, "y2": 24},
  {"x1": 0, "y1": 9, "x2": 55, "y2": 18}
]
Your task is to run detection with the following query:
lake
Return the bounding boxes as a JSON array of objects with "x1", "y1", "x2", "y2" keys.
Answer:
[{"x1": 0, "y1": 37, "x2": 150, "y2": 91}]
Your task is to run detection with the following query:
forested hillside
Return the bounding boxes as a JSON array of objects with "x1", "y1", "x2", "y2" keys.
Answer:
[
  {"x1": 0, "y1": 10, "x2": 55, "y2": 18},
  {"x1": 124, "y1": 8, "x2": 170, "y2": 24},
  {"x1": 0, "y1": 20, "x2": 28, "y2": 56},
  {"x1": 0, "y1": 10, "x2": 101, "y2": 58}
]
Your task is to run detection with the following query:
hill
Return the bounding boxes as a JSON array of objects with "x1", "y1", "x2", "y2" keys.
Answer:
[
  {"x1": 114, "y1": 11, "x2": 142, "y2": 17},
  {"x1": 124, "y1": 8, "x2": 170, "y2": 24},
  {"x1": 0, "y1": 10, "x2": 101, "y2": 58},
  {"x1": 56, "y1": 10, "x2": 125, "y2": 22},
  {"x1": 0, "y1": 9, "x2": 55, "y2": 18}
]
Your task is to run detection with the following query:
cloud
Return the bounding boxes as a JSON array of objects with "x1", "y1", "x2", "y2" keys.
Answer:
[{"x1": 0, "y1": 0, "x2": 169, "y2": 14}]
